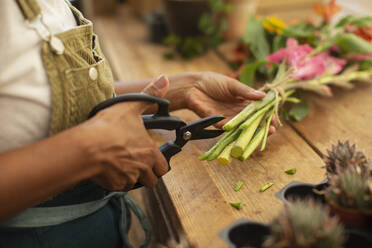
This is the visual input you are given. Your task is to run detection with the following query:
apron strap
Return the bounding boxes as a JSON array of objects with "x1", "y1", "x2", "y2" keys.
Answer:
[
  {"x1": 16, "y1": 0, "x2": 41, "y2": 22},
  {"x1": 119, "y1": 195, "x2": 151, "y2": 248}
]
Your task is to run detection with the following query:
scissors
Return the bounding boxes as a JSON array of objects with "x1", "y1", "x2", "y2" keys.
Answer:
[{"x1": 88, "y1": 93, "x2": 225, "y2": 190}]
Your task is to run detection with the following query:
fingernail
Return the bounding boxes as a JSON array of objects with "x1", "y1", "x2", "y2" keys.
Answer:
[
  {"x1": 154, "y1": 75, "x2": 167, "y2": 90},
  {"x1": 254, "y1": 90, "x2": 265, "y2": 95}
]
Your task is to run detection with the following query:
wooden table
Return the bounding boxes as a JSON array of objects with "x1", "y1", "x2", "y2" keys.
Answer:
[{"x1": 92, "y1": 5, "x2": 372, "y2": 247}]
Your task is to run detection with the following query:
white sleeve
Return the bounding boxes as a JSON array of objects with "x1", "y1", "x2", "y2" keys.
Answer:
[{"x1": 0, "y1": 1, "x2": 51, "y2": 152}]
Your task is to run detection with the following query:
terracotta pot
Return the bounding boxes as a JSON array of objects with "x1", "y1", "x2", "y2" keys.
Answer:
[
  {"x1": 163, "y1": 0, "x2": 209, "y2": 37},
  {"x1": 224, "y1": 0, "x2": 260, "y2": 40},
  {"x1": 326, "y1": 197, "x2": 372, "y2": 228}
]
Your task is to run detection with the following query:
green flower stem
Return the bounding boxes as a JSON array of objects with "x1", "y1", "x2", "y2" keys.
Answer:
[
  {"x1": 285, "y1": 69, "x2": 372, "y2": 90},
  {"x1": 239, "y1": 125, "x2": 266, "y2": 161},
  {"x1": 231, "y1": 112, "x2": 265, "y2": 158},
  {"x1": 223, "y1": 91, "x2": 276, "y2": 131},
  {"x1": 261, "y1": 109, "x2": 275, "y2": 151},
  {"x1": 207, "y1": 128, "x2": 242, "y2": 161},
  {"x1": 223, "y1": 102, "x2": 257, "y2": 131},
  {"x1": 198, "y1": 128, "x2": 235, "y2": 160},
  {"x1": 217, "y1": 141, "x2": 236, "y2": 165},
  {"x1": 239, "y1": 101, "x2": 275, "y2": 130}
]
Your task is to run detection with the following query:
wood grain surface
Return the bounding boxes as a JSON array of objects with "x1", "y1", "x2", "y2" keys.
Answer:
[
  {"x1": 93, "y1": 5, "x2": 332, "y2": 247},
  {"x1": 290, "y1": 84, "x2": 372, "y2": 156}
]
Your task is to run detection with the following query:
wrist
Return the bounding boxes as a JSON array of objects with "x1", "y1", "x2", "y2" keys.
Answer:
[
  {"x1": 68, "y1": 124, "x2": 105, "y2": 179},
  {"x1": 166, "y1": 72, "x2": 200, "y2": 111}
]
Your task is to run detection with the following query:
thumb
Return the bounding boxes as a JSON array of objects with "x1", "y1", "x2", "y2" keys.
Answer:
[
  {"x1": 142, "y1": 75, "x2": 169, "y2": 98},
  {"x1": 132, "y1": 75, "x2": 170, "y2": 113}
]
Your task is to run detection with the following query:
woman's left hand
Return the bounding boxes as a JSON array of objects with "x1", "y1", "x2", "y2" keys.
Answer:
[
  {"x1": 184, "y1": 72, "x2": 266, "y2": 128},
  {"x1": 167, "y1": 72, "x2": 275, "y2": 130}
]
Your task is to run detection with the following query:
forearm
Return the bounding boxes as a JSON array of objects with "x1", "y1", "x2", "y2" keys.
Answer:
[
  {"x1": 0, "y1": 127, "x2": 100, "y2": 221},
  {"x1": 114, "y1": 72, "x2": 199, "y2": 111}
]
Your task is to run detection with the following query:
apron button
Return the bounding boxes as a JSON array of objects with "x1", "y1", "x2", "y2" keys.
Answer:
[
  {"x1": 50, "y1": 36, "x2": 65, "y2": 55},
  {"x1": 89, "y1": 67, "x2": 98, "y2": 80}
]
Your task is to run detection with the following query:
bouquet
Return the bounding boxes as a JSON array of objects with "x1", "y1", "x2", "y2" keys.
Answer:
[{"x1": 200, "y1": 0, "x2": 372, "y2": 165}]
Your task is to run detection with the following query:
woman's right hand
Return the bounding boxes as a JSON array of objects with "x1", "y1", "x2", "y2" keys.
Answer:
[{"x1": 80, "y1": 76, "x2": 170, "y2": 192}]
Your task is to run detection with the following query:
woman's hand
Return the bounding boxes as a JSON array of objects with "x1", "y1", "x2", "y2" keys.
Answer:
[
  {"x1": 83, "y1": 76, "x2": 170, "y2": 191},
  {"x1": 166, "y1": 72, "x2": 277, "y2": 132},
  {"x1": 184, "y1": 72, "x2": 266, "y2": 128}
]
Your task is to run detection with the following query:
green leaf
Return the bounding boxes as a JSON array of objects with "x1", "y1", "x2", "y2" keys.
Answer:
[
  {"x1": 350, "y1": 17, "x2": 372, "y2": 27},
  {"x1": 336, "y1": 16, "x2": 372, "y2": 28},
  {"x1": 198, "y1": 14, "x2": 214, "y2": 35},
  {"x1": 289, "y1": 101, "x2": 309, "y2": 122},
  {"x1": 219, "y1": 19, "x2": 228, "y2": 33},
  {"x1": 272, "y1": 35, "x2": 287, "y2": 52},
  {"x1": 163, "y1": 35, "x2": 181, "y2": 45},
  {"x1": 336, "y1": 33, "x2": 372, "y2": 54},
  {"x1": 335, "y1": 16, "x2": 353, "y2": 28},
  {"x1": 239, "y1": 61, "x2": 275, "y2": 87},
  {"x1": 163, "y1": 51, "x2": 174, "y2": 60},
  {"x1": 360, "y1": 60, "x2": 372, "y2": 71},
  {"x1": 280, "y1": 108, "x2": 289, "y2": 121},
  {"x1": 224, "y1": 3, "x2": 234, "y2": 13},
  {"x1": 234, "y1": 181, "x2": 243, "y2": 192},
  {"x1": 285, "y1": 168, "x2": 297, "y2": 175},
  {"x1": 208, "y1": 0, "x2": 225, "y2": 12},
  {"x1": 242, "y1": 16, "x2": 270, "y2": 60},
  {"x1": 230, "y1": 202, "x2": 243, "y2": 210},
  {"x1": 282, "y1": 21, "x2": 317, "y2": 39},
  {"x1": 179, "y1": 37, "x2": 206, "y2": 59}
]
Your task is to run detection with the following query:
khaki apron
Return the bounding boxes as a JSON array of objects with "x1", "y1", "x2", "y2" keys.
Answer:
[{"x1": 0, "y1": 1, "x2": 150, "y2": 247}]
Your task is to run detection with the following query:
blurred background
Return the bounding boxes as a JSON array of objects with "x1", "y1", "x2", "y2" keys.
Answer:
[{"x1": 69, "y1": 0, "x2": 372, "y2": 41}]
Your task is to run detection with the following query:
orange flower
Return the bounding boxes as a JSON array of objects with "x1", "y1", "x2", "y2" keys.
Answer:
[
  {"x1": 313, "y1": 0, "x2": 341, "y2": 23},
  {"x1": 354, "y1": 26, "x2": 372, "y2": 43}
]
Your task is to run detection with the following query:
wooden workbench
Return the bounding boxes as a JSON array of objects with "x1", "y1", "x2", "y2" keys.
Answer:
[{"x1": 92, "y1": 5, "x2": 372, "y2": 247}]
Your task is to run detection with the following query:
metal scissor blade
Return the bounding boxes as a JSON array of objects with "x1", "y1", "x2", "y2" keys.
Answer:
[
  {"x1": 187, "y1": 115, "x2": 225, "y2": 129},
  {"x1": 181, "y1": 115, "x2": 225, "y2": 141},
  {"x1": 190, "y1": 129, "x2": 225, "y2": 140}
]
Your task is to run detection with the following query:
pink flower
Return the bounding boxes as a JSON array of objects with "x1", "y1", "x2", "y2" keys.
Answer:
[{"x1": 267, "y1": 38, "x2": 346, "y2": 79}]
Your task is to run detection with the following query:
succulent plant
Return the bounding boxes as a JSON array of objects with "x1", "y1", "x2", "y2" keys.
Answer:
[
  {"x1": 263, "y1": 199, "x2": 345, "y2": 248},
  {"x1": 324, "y1": 141, "x2": 369, "y2": 177},
  {"x1": 326, "y1": 165, "x2": 372, "y2": 212}
]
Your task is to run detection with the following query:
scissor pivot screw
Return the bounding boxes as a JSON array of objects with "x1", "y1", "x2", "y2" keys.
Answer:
[{"x1": 183, "y1": 131, "x2": 192, "y2": 140}]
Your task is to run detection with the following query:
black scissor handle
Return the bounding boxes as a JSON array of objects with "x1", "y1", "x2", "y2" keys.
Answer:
[
  {"x1": 89, "y1": 93, "x2": 185, "y2": 191},
  {"x1": 131, "y1": 141, "x2": 181, "y2": 190},
  {"x1": 88, "y1": 93, "x2": 171, "y2": 119},
  {"x1": 88, "y1": 93, "x2": 185, "y2": 162}
]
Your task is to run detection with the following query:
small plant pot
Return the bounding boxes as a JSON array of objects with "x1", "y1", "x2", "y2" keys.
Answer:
[
  {"x1": 345, "y1": 229, "x2": 372, "y2": 248},
  {"x1": 275, "y1": 181, "x2": 327, "y2": 204},
  {"x1": 326, "y1": 197, "x2": 372, "y2": 228},
  {"x1": 219, "y1": 219, "x2": 270, "y2": 248},
  {"x1": 145, "y1": 12, "x2": 169, "y2": 43},
  {"x1": 163, "y1": 0, "x2": 210, "y2": 37}
]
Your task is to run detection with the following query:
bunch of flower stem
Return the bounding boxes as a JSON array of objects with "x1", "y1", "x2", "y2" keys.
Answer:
[
  {"x1": 199, "y1": 71, "x2": 295, "y2": 164},
  {"x1": 200, "y1": 66, "x2": 372, "y2": 164}
]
